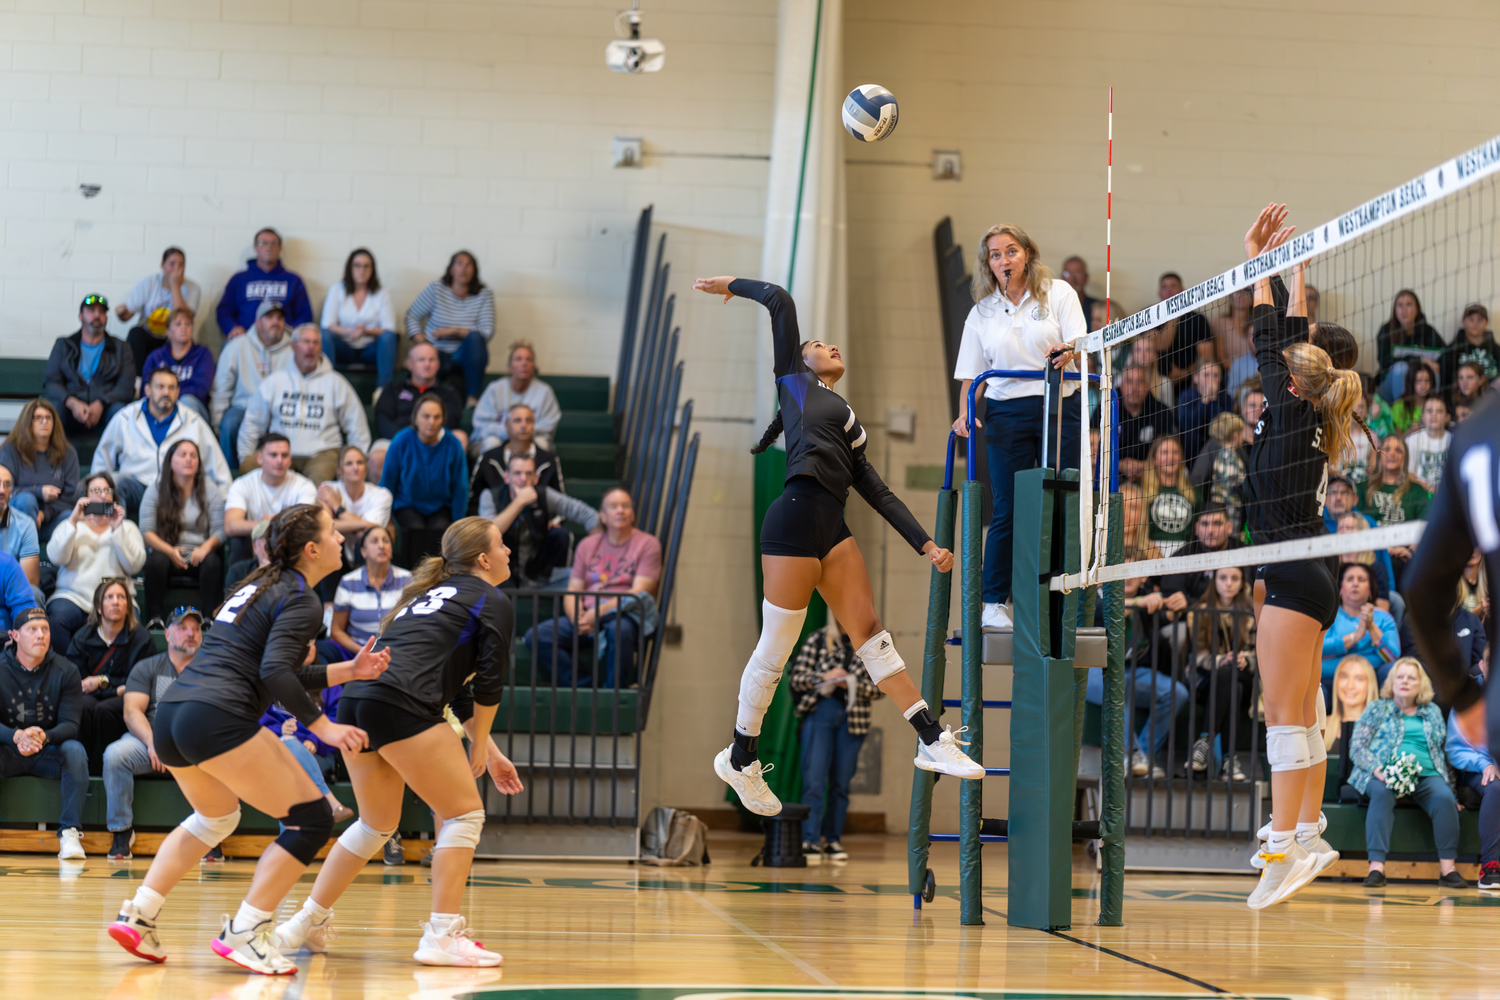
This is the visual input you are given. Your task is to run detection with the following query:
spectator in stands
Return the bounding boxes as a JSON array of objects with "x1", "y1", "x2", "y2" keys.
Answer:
[
  {"x1": 1459, "y1": 547, "x2": 1488, "y2": 618},
  {"x1": 222, "y1": 433, "x2": 316, "y2": 582},
  {"x1": 482, "y1": 452, "x2": 599, "y2": 586},
  {"x1": 1214, "y1": 288, "x2": 1257, "y2": 396},
  {"x1": 261, "y1": 685, "x2": 352, "y2": 823},
  {"x1": 1336, "y1": 394, "x2": 1377, "y2": 487},
  {"x1": 237, "y1": 322, "x2": 371, "y2": 484},
  {"x1": 0, "y1": 467, "x2": 41, "y2": 599},
  {"x1": 1088, "y1": 298, "x2": 1123, "y2": 333},
  {"x1": 403, "y1": 250, "x2": 495, "y2": 404},
  {"x1": 789, "y1": 616, "x2": 882, "y2": 860},
  {"x1": 1406, "y1": 396, "x2": 1452, "y2": 488},
  {"x1": 1154, "y1": 272, "x2": 1215, "y2": 388},
  {"x1": 1335, "y1": 513, "x2": 1395, "y2": 613},
  {"x1": 1441, "y1": 304, "x2": 1499, "y2": 398},
  {"x1": 1116, "y1": 364, "x2": 1178, "y2": 482},
  {"x1": 1175, "y1": 359, "x2": 1232, "y2": 460},
  {"x1": 45, "y1": 294, "x2": 136, "y2": 439},
  {"x1": 380, "y1": 395, "x2": 467, "y2": 538},
  {"x1": 469, "y1": 403, "x2": 563, "y2": 515},
  {"x1": 1186, "y1": 566, "x2": 1256, "y2": 781},
  {"x1": 1398, "y1": 582, "x2": 1485, "y2": 687},
  {"x1": 1362, "y1": 436, "x2": 1429, "y2": 579},
  {"x1": 368, "y1": 340, "x2": 465, "y2": 482},
  {"x1": 45, "y1": 473, "x2": 144, "y2": 655},
  {"x1": 1139, "y1": 436, "x2": 1194, "y2": 558},
  {"x1": 216, "y1": 227, "x2": 313, "y2": 338},
  {"x1": 210, "y1": 298, "x2": 293, "y2": 468},
  {"x1": 1060, "y1": 256, "x2": 1099, "y2": 331},
  {"x1": 1364, "y1": 382, "x2": 1395, "y2": 440},
  {"x1": 325, "y1": 525, "x2": 410, "y2": 662},
  {"x1": 1188, "y1": 413, "x2": 1249, "y2": 527},
  {"x1": 471, "y1": 340, "x2": 561, "y2": 454},
  {"x1": 0, "y1": 552, "x2": 37, "y2": 631},
  {"x1": 68, "y1": 577, "x2": 152, "y2": 774},
  {"x1": 1326, "y1": 654, "x2": 1378, "y2": 750},
  {"x1": 0, "y1": 608, "x2": 87, "y2": 859},
  {"x1": 1322, "y1": 563, "x2": 1399, "y2": 701},
  {"x1": 1237, "y1": 383, "x2": 1265, "y2": 430},
  {"x1": 141, "y1": 307, "x2": 215, "y2": 421},
  {"x1": 1447, "y1": 650, "x2": 1500, "y2": 889},
  {"x1": 317, "y1": 445, "x2": 392, "y2": 565},
  {"x1": 116, "y1": 247, "x2": 202, "y2": 376},
  {"x1": 1391, "y1": 364, "x2": 1437, "y2": 437},
  {"x1": 526, "y1": 488, "x2": 661, "y2": 687},
  {"x1": 1158, "y1": 505, "x2": 1243, "y2": 611},
  {"x1": 1452, "y1": 360, "x2": 1487, "y2": 414},
  {"x1": 0, "y1": 399, "x2": 77, "y2": 546},
  {"x1": 91, "y1": 367, "x2": 231, "y2": 520},
  {"x1": 1376, "y1": 289, "x2": 1443, "y2": 403},
  {"x1": 321, "y1": 247, "x2": 398, "y2": 387},
  {"x1": 1349, "y1": 657, "x2": 1464, "y2": 888},
  {"x1": 140, "y1": 439, "x2": 225, "y2": 623},
  {"x1": 102, "y1": 607, "x2": 201, "y2": 860}
]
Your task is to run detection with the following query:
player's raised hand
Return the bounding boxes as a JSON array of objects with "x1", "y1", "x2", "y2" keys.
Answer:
[{"x1": 692, "y1": 276, "x2": 735, "y2": 302}]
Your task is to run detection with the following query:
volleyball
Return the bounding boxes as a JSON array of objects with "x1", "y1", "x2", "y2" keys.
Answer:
[{"x1": 841, "y1": 84, "x2": 899, "y2": 142}]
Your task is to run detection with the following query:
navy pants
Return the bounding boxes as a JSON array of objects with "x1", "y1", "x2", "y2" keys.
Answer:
[
  {"x1": 435, "y1": 331, "x2": 491, "y2": 400},
  {"x1": 1365, "y1": 773, "x2": 1459, "y2": 862},
  {"x1": 1461, "y1": 770, "x2": 1500, "y2": 864},
  {"x1": 322, "y1": 328, "x2": 398, "y2": 388},
  {"x1": 0, "y1": 740, "x2": 88, "y2": 832},
  {"x1": 527, "y1": 611, "x2": 640, "y2": 688},
  {"x1": 799, "y1": 695, "x2": 865, "y2": 844},
  {"x1": 982, "y1": 394, "x2": 1083, "y2": 604}
]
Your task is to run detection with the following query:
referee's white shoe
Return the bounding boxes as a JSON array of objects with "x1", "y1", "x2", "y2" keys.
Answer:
[
  {"x1": 981, "y1": 603, "x2": 1012, "y2": 630},
  {"x1": 714, "y1": 747, "x2": 781, "y2": 816}
]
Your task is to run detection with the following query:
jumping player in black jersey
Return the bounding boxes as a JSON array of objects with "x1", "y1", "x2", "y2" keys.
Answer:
[
  {"x1": 273, "y1": 516, "x2": 521, "y2": 967},
  {"x1": 108, "y1": 503, "x2": 391, "y2": 974},
  {"x1": 1238, "y1": 206, "x2": 1370, "y2": 908},
  {"x1": 692, "y1": 275, "x2": 982, "y2": 817}
]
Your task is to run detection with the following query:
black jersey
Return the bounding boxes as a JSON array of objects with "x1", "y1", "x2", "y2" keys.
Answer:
[
  {"x1": 342, "y1": 573, "x2": 513, "y2": 723},
  {"x1": 1403, "y1": 394, "x2": 1495, "y2": 715},
  {"x1": 159, "y1": 571, "x2": 328, "y2": 725},
  {"x1": 730, "y1": 278, "x2": 931, "y2": 553},
  {"x1": 1244, "y1": 304, "x2": 1328, "y2": 544}
]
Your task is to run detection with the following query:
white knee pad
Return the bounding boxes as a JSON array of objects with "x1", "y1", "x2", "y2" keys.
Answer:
[
  {"x1": 856, "y1": 630, "x2": 906, "y2": 684},
  {"x1": 1315, "y1": 687, "x2": 1326, "y2": 731},
  {"x1": 336, "y1": 819, "x2": 397, "y2": 860},
  {"x1": 1306, "y1": 724, "x2": 1328, "y2": 767},
  {"x1": 1265, "y1": 725, "x2": 1312, "y2": 773},
  {"x1": 181, "y1": 807, "x2": 242, "y2": 848},
  {"x1": 435, "y1": 808, "x2": 485, "y2": 851},
  {"x1": 735, "y1": 600, "x2": 808, "y2": 736}
]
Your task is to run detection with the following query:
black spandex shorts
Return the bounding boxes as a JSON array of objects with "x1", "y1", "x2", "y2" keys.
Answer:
[
  {"x1": 759, "y1": 476, "x2": 852, "y2": 559},
  {"x1": 153, "y1": 700, "x2": 264, "y2": 768},
  {"x1": 338, "y1": 695, "x2": 443, "y2": 752},
  {"x1": 1257, "y1": 557, "x2": 1338, "y2": 630}
]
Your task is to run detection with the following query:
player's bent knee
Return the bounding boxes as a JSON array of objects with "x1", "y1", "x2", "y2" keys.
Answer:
[
  {"x1": 434, "y1": 808, "x2": 485, "y2": 851},
  {"x1": 856, "y1": 630, "x2": 906, "y2": 684},
  {"x1": 275, "y1": 798, "x2": 335, "y2": 865},
  {"x1": 182, "y1": 807, "x2": 242, "y2": 848},
  {"x1": 1305, "y1": 725, "x2": 1328, "y2": 766},
  {"x1": 336, "y1": 819, "x2": 398, "y2": 860},
  {"x1": 1265, "y1": 725, "x2": 1311, "y2": 773}
]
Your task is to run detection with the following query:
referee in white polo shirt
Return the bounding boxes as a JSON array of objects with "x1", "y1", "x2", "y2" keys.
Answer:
[{"x1": 953, "y1": 223, "x2": 1086, "y2": 629}]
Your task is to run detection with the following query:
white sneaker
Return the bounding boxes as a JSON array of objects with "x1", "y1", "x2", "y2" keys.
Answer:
[
  {"x1": 1130, "y1": 750, "x2": 1149, "y2": 776},
  {"x1": 1301, "y1": 835, "x2": 1340, "y2": 881},
  {"x1": 58, "y1": 827, "x2": 85, "y2": 860},
  {"x1": 713, "y1": 747, "x2": 781, "y2": 816},
  {"x1": 275, "y1": 906, "x2": 336, "y2": 953},
  {"x1": 1252, "y1": 812, "x2": 1328, "y2": 868},
  {"x1": 108, "y1": 900, "x2": 167, "y2": 963},
  {"x1": 1246, "y1": 840, "x2": 1318, "y2": 909},
  {"x1": 981, "y1": 603, "x2": 1013, "y2": 629},
  {"x1": 413, "y1": 916, "x2": 502, "y2": 967},
  {"x1": 211, "y1": 915, "x2": 298, "y2": 975},
  {"x1": 913, "y1": 726, "x2": 985, "y2": 779}
]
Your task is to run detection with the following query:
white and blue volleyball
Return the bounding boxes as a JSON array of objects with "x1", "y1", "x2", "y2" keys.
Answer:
[{"x1": 841, "y1": 84, "x2": 898, "y2": 142}]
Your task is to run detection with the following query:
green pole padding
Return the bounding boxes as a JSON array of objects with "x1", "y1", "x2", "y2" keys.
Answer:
[
  {"x1": 958, "y1": 479, "x2": 985, "y2": 926},
  {"x1": 1098, "y1": 491, "x2": 1126, "y2": 926},
  {"x1": 908, "y1": 486, "x2": 957, "y2": 896}
]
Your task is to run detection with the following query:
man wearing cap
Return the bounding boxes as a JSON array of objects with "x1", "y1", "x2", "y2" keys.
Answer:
[
  {"x1": 1441, "y1": 303, "x2": 1500, "y2": 400},
  {"x1": 44, "y1": 294, "x2": 137, "y2": 439},
  {"x1": 0, "y1": 607, "x2": 88, "y2": 860},
  {"x1": 215, "y1": 227, "x2": 313, "y2": 339},
  {"x1": 1324, "y1": 473, "x2": 1399, "y2": 614},
  {"x1": 209, "y1": 299, "x2": 294, "y2": 469},
  {"x1": 102, "y1": 607, "x2": 204, "y2": 860}
]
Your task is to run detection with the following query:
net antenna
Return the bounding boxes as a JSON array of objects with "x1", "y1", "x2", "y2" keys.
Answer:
[{"x1": 1055, "y1": 131, "x2": 1500, "y2": 592}]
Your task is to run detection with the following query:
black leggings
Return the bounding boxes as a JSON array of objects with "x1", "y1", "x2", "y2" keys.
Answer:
[
  {"x1": 1193, "y1": 658, "x2": 1256, "y2": 744},
  {"x1": 143, "y1": 548, "x2": 225, "y2": 623}
]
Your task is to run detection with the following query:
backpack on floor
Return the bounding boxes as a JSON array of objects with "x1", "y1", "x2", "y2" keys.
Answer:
[{"x1": 639, "y1": 806, "x2": 711, "y2": 867}]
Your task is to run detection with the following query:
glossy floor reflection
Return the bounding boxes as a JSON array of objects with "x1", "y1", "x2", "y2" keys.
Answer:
[{"x1": 5, "y1": 832, "x2": 1493, "y2": 999}]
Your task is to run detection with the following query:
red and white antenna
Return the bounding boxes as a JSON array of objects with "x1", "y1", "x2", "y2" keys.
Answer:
[{"x1": 1105, "y1": 86, "x2": 1113, "y2": 325}]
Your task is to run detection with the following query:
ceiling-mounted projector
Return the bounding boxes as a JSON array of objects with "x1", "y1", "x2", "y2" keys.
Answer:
[{"x1": 606, "y1": 5, "x2": 664, "y2": 74}]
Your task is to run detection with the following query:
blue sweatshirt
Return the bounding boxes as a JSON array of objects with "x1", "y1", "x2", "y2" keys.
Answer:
[
  {"x1": 1446, "y1": 707, "x2": 1495, "y2": 775},
  {"x1": 142, "y1": 342, "x2": 216, "y2": 404},
  {"x1": 380, "y1": 427, "x2": 469, "y2": 522},
  {"x1": 216, "y1": 259, "x2": 314, "y2": 335},
  {"x1": 0, "y1": 552, "x2": 36, "y2": 631}
]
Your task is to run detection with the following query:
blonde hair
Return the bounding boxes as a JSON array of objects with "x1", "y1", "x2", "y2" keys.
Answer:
[
  {"x1": 1365, "y1": 434, "x2": 1416, "y2": 512},
  {"x1": 1208, "y1": 411, "x2": 1247, "y2": 447},
  {"x1": 1335, "y1": 513, "x2": 1375, "y2": 566},
  {"x1": 1282, "y1": 342, "x2": 1370, "y2": 464},
  {"x1": 1326, "y1": 655, "x2": 1379, "y2": 749},
  {"x1": 1139, "y1": 435, "x2": 1196, "y2": 507},
  {"x1": 1379, "y1": 656, "x2": 1435, "y2": 706},
  {"x1": 972, "y1": 224, "x2": 1053, "y2": 309},
  {"x1": 381, "y1": 516, "x2": 499, "y2": 631}
]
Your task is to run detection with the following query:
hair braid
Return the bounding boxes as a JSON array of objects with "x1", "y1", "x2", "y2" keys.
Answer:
[
  {"x1": 220, "y1": 503, "x2": 328, "y2": 613},
  {"x1": 749, "y1": 410, "x2": 784, "y2": 455}
]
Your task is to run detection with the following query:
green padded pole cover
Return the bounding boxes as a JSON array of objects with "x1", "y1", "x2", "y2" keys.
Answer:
[
  {"x1": 908, "y1": 486, "x2": 957, "y2": 895},
  {"x1": 958, "y1": 479, "x2": 985, "y2": 925},
  {"x1": 1099, "y1": 491, "x2": 1126, "y2": 925}
]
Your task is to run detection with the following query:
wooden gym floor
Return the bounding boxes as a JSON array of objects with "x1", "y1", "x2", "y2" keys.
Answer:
[{"x1": 3, "y1": 831, "x2": 1494, "y2": 1000}]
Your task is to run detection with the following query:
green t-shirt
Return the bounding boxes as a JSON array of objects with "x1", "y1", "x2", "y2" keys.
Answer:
[
  {"x1": 1147, "y1": 486, "x2": 1193, "y2": 555},
  {"x1": 1362, "y1": 482, "x2": 1430, "y2": 527},
  {"x1": 1390, "y1": 398, "x2": 1426, "y2": 435},
  {"x1": 1399, "y1": 713, "x2": 1438, "y2": 778}
]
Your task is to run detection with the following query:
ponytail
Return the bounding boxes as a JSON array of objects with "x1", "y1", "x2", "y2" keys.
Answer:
[
  {"x1": 749, "y1": 410, "x2": 784, "y2": 455},
  {"x1": 380, "y1": 516, "x2": 499, "y2": 632},
  {"x1": 220, "y1": 503, "x2": 328, "y2": 614},
  {"x1": 1282, "y1": 342, "x2": 1373, "y2": 462}
]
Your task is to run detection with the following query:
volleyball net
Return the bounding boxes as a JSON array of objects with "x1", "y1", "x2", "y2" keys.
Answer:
[{"x1": 1054, "y1": 132, "x2": 1500, "y2": 593}]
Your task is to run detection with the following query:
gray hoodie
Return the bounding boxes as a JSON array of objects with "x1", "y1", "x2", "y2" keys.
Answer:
[
  {"x1": 237, "y1": 353, "x2": 371, "y2": 460},
  {"x1": 209, "y1": 329, "x2": 294, "y2": 426}
]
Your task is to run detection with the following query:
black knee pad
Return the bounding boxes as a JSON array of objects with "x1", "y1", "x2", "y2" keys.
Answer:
[{"x1": 274, "y1": 797, "x2": 335, "y2": 865}]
